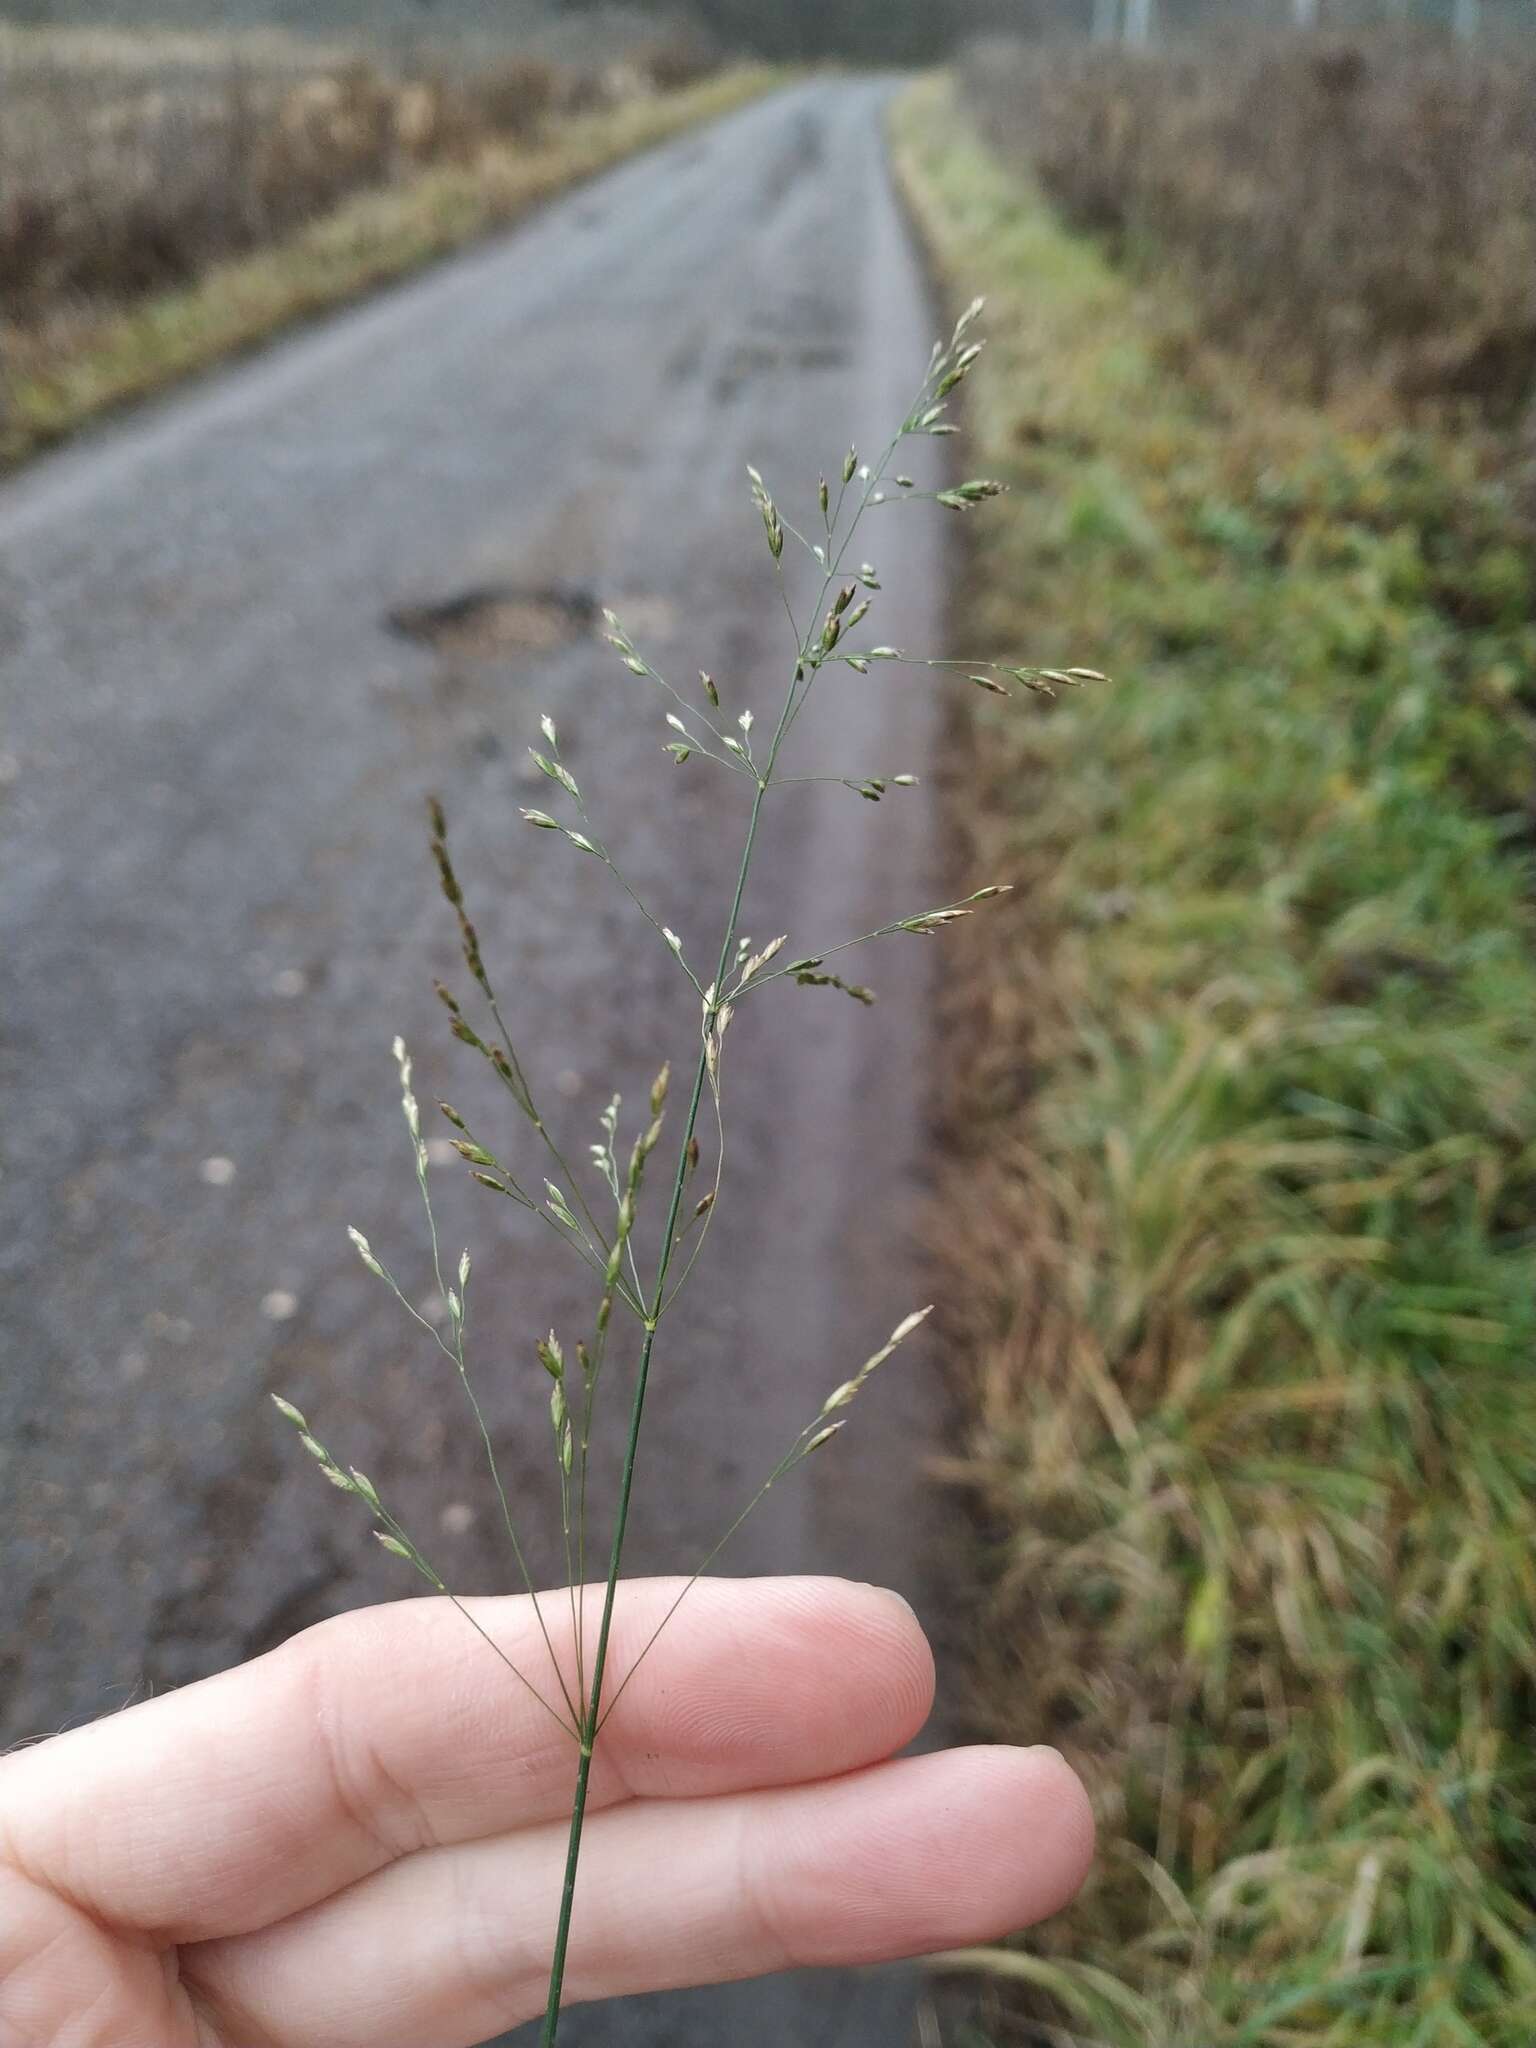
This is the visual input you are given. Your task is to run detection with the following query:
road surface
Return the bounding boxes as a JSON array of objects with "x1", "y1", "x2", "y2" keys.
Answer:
[{"x1": 0, "y1": 77, "x2": 964, "y2": 2046}]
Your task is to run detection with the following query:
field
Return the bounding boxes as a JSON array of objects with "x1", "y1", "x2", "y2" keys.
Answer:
[
  {"x1": 0, "y1": 20, "x2": 746, "y2": 465},
  {"x1": 962, "y1": 31, "x2": 1536, "y2": 422},
  {"x1": 893, "y1": 53, "x2": 1536, "y2": 2048}
]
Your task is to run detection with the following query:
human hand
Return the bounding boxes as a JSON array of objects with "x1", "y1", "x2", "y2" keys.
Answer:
[{"x1": 0, "y1": 1576, "x2": 1093, "y2": 2046}]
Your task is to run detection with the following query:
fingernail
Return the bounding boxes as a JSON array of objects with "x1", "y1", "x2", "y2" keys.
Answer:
[
  {"x1": 864, "y1": 1582, "x2": 919, "y2": 1623},
  {"x1": 1026, "y1": 1743, "x2": 1067, "y2": 1765}
]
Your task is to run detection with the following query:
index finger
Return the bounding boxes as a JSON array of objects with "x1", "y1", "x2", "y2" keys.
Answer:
[{"x1": 0, "y1": 1576, "x2": 932, "y2": 1944}]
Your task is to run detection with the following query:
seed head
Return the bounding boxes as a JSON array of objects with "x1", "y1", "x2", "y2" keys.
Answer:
[
  {"x1": 937, "y1": 480, "x2": 1007, "y2": 511},
  {"x1": 739, "y1": 935, "x2": 787, "y2": 986},
  {"x1": 888, "y1": 1306, "x2": 933, "y2": 1346},
  {"x1": 348, "y1": 1468, "x2": 381, "y2": 1508},
  {"x1": 347, "y1": 1226, "x2": 385, "y2": 1278},
  {"x1": 530, "y1": 751, "x2": 579, "y2": 800}
]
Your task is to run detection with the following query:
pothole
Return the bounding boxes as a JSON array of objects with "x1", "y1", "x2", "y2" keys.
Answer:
[{"x1": 385, "y1": 582, "x2": 598, "y2": 658}]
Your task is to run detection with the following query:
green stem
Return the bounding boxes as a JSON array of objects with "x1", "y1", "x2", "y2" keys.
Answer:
[
  {"x1": 536, "y1": 371, "x2": 936, "y2": 2036},
  {"x1": 538, "y1": 770, "x2": 772, "y2": 2046},
  {"x1": 542, "y1": 1737, "x2": 595, "y2": 2035}
]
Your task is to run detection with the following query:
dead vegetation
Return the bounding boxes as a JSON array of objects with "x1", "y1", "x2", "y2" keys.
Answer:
[
  {"x1": 0, "y1": 28, "x2": 715, "y2": 324},
  {"x1": 963, "y1": 32, "x2": 1536, "y2": 421},
  {"x1": 0, "y1": 26, "x2": 751, "y2": 466}
]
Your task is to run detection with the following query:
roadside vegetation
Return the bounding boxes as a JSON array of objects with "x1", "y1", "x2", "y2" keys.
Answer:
[
  {"x1": 982, "y1": 31, "x2": 1536, "y2": 418},
  {"x1": 0, "y1": 25, "x2": 768, "y2": 467},
  {"x1": 893, "y1": 59, "x2": 1536, "y2": 2048}
]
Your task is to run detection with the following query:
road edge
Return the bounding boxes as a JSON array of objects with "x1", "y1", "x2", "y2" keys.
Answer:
[{"x1": 1, "y1": 66, "x2": 792, "y2": 477}]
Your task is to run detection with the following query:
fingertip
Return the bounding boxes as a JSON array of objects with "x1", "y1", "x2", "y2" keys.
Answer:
[
  {"x1": 714, "y1": 1575, "x2": 936, "y2": 1740},
  {"x1": 602, "y1": 1575, "x2": 935, "y2": 1794},
  {"x1": 1016, "y1": 1744, "x2": 1097, "y2": 1918},
  {"x1": 743, "y1": 1740, "x2": 1095, "y2": 1976},
  {"x1": 836, "y1": 1578, "x2": 937, "y2": 1732},
  {"x1": 949, "y1": 1742, "x2": 1095, "y2": 1933}
]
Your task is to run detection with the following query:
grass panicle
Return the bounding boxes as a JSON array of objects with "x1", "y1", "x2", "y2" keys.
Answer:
[{"x1": 271, "y1": 311, "x2": 1085, "y2": 2041}]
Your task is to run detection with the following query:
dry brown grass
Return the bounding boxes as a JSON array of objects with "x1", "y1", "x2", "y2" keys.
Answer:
[
  {"x1": 0, "y1": 36, "x2": 761, "y2": 468},
  {"x1": 0, "y1": 30, "x2": 711, "y2": 322},
  {"x1": 963, "y1": 32, "x2": 1536, "y2": 422}
]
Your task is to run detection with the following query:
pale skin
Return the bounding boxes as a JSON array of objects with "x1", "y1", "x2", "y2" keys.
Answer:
[{"x1": 0, "y1": 1575, "x2": 1095, "y2": 2048}]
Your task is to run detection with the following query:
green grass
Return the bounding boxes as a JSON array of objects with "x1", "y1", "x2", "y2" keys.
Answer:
[
  {"x1": 0, "y1": 67, "x2": 784, "y2": 472},
  {"x1": 892, "y1": 75, "x2": 1536, "y2": 2048}
]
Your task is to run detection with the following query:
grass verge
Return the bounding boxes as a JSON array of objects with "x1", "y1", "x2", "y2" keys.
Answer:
[
  {"x1": 0, "y1": 67, "x2": 783, "y2": 472},
  {"x1": 893, "y1": 74, "x2": 1536, "y2": 2048}
]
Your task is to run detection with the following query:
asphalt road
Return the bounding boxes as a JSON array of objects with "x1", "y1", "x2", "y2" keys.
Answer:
[{"x1": 0, "y1": 78, "x2": 964, "y2": 2046}]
